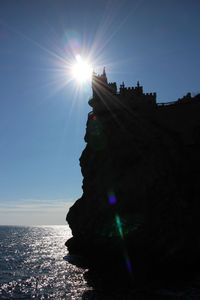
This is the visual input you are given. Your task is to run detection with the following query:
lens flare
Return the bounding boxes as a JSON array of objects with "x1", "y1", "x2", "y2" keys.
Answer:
[
  {"x1": 108, "y1": 191, "x2": 117, "y2": 205},
  {"x1": 115, "y1": 214, "x2": 133, "y2": 274},
  {"x1": 125, "y1": 256, "x2": 133, "y2": 274},
  {"x1": 115, "y1": 214, "x2": 123, "y2": 239}
]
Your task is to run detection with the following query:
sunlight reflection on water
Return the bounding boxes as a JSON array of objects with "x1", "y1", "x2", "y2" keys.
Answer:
[{"x1": 0, "y1": 225, "x2": 91, "y2": 299}]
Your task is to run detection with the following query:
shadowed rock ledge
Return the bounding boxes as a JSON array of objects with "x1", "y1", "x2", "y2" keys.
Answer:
[{"x1": 66, "y1": 71, "x2": 200, "y2": 284}]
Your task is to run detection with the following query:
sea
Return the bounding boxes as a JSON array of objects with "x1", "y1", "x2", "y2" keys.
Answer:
[
  {"x1": 1, "y1": 226, "x2": 200, "y2": 300},
  {"x1": 0, "y1": 225, "x2": 93, "y2": 300}
]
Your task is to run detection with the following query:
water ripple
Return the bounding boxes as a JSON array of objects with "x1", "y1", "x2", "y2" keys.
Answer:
[{"x1": 0, "y1": 226, "x2": 91, "y2": 299}]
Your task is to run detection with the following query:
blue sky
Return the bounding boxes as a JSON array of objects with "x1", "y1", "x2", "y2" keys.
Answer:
[{"x1": 0, "y1": 0, "x2": 200, "y2": 225}]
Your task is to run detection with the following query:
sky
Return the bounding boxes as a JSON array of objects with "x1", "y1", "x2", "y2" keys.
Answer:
[{"x1": 0, "y1": 0, "x2": 200, "y2": 225}]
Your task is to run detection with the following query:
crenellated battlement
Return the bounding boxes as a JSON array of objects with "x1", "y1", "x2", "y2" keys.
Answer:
[
  {"x1": 90, "y1": 68, "x2": 199, "y2": 114},
  {"x1": 145, "y1": 92, "x2": 156, "y2": 97},
  {"x1": 89, "y1": 68, "x2": 157, "y2": 112},
  {"x1": 108, "y1": 82, "x2": 117, "y2": 94}
]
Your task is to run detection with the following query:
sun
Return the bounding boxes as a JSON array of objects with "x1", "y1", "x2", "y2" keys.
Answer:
[{"x1": 71, "y1": 55, "x2": 92, "y2": 83}]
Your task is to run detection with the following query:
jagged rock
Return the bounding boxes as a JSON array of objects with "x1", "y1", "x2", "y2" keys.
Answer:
[{"x1": 66, "y1": 70, "x2": 200, "y2": 282}]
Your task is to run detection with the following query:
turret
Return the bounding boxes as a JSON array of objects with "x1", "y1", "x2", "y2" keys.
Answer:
[
  {"x1": 89, "y1": 68, "x2": 156, "y2": 112},
  {"x1": 92, "y1": 68, "x2": 108, "y2": 100}
]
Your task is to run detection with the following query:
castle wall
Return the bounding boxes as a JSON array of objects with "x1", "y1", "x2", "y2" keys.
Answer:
[{"x1": 91, "y1": 71, "x2": 157, "y2": 113}]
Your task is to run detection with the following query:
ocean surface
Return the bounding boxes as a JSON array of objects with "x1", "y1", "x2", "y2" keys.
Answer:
[
  {"x1": 1, "y1": 226, "x2": 200, "y2": 300},
  {"x1": 0, "y1": 225, "x2": 93, "y2": 300}
]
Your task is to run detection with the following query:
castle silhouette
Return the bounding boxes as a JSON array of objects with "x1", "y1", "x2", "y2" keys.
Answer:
[
  {"x1": 67, "y1": 67, "x2": 200, "y2": 288},
  {"x1": 89, "y1": 68, "x2": 195, "y2": 113}
]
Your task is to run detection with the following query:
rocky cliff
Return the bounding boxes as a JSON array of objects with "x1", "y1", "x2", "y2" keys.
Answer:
[{"x1": 66, "y1": 94, "x2": 200, "y2": 283}]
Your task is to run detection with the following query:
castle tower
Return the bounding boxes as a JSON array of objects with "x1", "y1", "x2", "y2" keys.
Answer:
[
  {"x1": 92, "y1": 68, "x2": 107, "y2": 97},
  {"x1": 89, "y1": 68, "x2": 156, "y2": 113},
  {"x1": 92, "y1": 68, "x2": 108, "y2": 100}
]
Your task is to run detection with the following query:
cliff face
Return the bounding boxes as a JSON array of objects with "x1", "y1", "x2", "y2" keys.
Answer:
[{"x1": 66, "y1": 95, "x2": 200, "y2": 281}]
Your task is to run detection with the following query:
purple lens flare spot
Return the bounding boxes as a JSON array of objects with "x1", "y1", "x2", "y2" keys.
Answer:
[
  {"x1": 108, "y1": 191, "x2": 117, "y2": 204},
  {"x1": 126, "y1": 258, "x2": 133, "y2": 273},
  {"x1": 109, "y1": 195, "x2": 116, "y2": 204}
]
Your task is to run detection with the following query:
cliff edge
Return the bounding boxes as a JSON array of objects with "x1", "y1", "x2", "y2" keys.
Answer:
[{"x1": 66, "y1": 70, "x2": 200, "y2": 282}]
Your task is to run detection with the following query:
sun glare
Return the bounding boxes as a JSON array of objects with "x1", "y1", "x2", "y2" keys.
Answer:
[{"x1": 71, "y1": 55, "x2": 92, "y2": 83}]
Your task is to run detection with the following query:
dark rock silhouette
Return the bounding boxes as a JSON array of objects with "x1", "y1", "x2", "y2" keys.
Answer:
[{"x1": 66, "y1": 69, "x2": 200, "y2": 285}]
